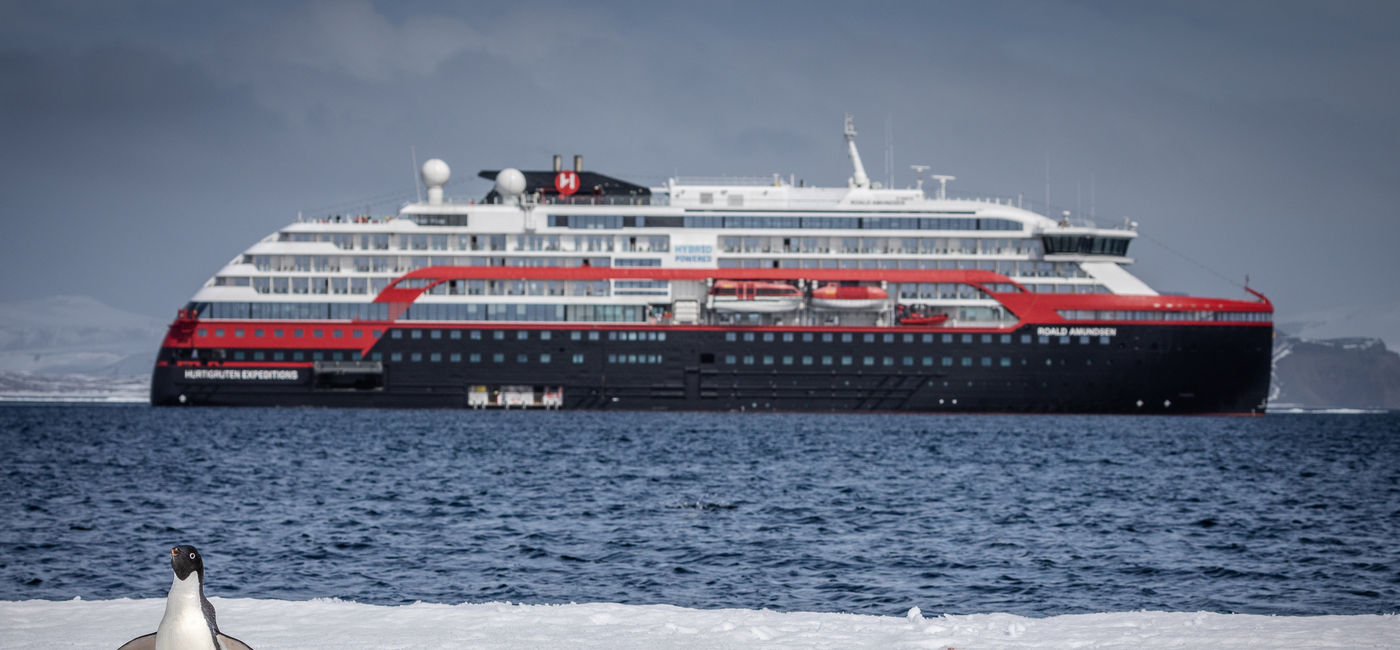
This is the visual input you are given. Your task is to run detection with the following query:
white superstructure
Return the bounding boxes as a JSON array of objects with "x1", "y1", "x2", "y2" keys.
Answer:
[{"x1": 190, "y1": 117, "x2": 1146, "y2": 327}]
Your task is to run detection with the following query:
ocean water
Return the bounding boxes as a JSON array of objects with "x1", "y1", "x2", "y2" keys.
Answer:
[{"x1": 1, "y1": 406, "x2": 1396, "y2": 617}]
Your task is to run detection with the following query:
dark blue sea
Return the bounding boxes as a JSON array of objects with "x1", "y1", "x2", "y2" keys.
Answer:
[{"x1": 2, "y1": 406, "x2": 1397, "y2": 617}]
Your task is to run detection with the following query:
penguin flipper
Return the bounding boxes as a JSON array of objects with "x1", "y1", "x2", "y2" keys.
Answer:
[
  {"x1": 115, "y1": 633, "x2": 156, "y2": 650},
  {"x1": 217, "y1": 633, "x2": 256, "y2": 650}
]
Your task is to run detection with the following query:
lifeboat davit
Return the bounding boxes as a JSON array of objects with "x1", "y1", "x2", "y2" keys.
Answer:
[
  {"x1": 810, "y1": 284, "x2": 888, "y2": 310},
  {"x1": 710, "y1": 280, "x2": 803, "y2": 313}
]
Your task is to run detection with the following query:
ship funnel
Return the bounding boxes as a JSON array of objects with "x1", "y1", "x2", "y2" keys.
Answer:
[
  {"x1": 574, "y1": 155, "x2": 583, "y2": 173},
  {"x1": 420, "y1": 158, "x2": 450, "y2": 205},
  {"x1": 553, "y1": 155, "x2": 562, "y2": 172}
]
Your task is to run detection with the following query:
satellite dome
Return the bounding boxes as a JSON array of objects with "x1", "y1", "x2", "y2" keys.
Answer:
[
  {"x1": 495, "y1": 168, "x2": 527, "y2": 196},
  {"x1": 420, "y1": 159, "x2": 450, "y2": 187}
]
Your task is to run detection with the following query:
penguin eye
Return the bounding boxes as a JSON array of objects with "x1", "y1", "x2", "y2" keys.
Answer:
[{"x1": 189, "y1": 552, "x2": 197, "y2": 559}]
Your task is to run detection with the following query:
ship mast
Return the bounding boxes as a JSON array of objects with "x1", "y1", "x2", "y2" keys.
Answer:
[{"x1": 844, "y1": 114, "x2": 870, "y2": 189}]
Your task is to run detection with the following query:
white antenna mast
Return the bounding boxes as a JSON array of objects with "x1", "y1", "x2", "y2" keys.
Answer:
[
  {"x1": 931, "y1": 174, "x2": 956, "y2": 200},
  {"x1": 411, "y1": 146, "x2": 422, "y2": 203},
  {"x1": 909, "y1": 165, "x2": 930, "y2": 191},
  {"x1": 844, "y1": 114, "x2": 870, "y2": 189}
]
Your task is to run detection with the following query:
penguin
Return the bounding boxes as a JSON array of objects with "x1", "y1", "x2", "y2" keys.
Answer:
[{"x1": 117, "y1": 545, "x2": 254, "y2": 650}]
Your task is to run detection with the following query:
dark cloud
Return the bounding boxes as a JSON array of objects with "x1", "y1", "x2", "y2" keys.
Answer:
[{"x1": 0, "y1": 0, "x2": 1397, "y2": 332}]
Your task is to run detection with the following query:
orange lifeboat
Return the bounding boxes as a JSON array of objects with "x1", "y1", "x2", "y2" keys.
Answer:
[
  {"x1": 810, "y1": 284, "x2": 888, "y2": 310},
  {"x1": 710, "y1": 280, "x2": 803, "y2": 313}
]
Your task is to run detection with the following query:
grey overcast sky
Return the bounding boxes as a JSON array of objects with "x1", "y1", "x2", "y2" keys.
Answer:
[{"x1": 2, "y1": 1, "x2": 1397, "y2": 333}]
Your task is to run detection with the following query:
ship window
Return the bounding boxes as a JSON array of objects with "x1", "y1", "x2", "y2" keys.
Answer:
[
  {"x1": 471, "y1": 331, "x2": 483, "y2": 340},
  {"x1": 492, "y1": 353, "x2": 504, "y2": 363},
  {"x1": 801, "y1": 356, "x2": 813, "y2": 365},
  {"x1": 763, "y1": 333, "x2": 775, "y2": 342},
  {"x1": 1001, "y1": 357, "x2": 1012, "y2": 367},
  {"x1": 430, "y1": 330, "x2": 441, "y2": 339},
  {"x1": 430, "y1": 353, "x2": 441, "y2": 362},
  {"x1": 450, "y1": 353, "x2": 461, "y2": 362},
  {"x1": 313, "y1": 329, "x2": 323, "y2": 338},
  {"x1": 253, "y1": 329, "x2": 264, "y2": 338},
  {"x1": 883, "y1": 334, "x2": 894, "y2": 343},
  {"x1": 333, "y1": 330, "x2": 343, "y2": 338},
  {"x1": 214, "y1": 328, "x2": 225, "y2": 337},
  {"x1": 960, "y1": 334, "x2": 972, "y2": 344},
  {"x1": 373, "y1": 330, "x2": 382, "y2": 337},
  {"x1": 517, "y1": 354, "x2": 528, "y2": 363},
  {"x1": 922, "y1": 357, "x2": 934, "y2": 366},
  {"x1": 573, "y1": 354, "x2": 585, "y2": 364},
  {"x1": 410, "y1": 330, "x2": 421, "y2": 339},
  {"x1": 762, "y1": 355, "x2": 774, "y2": 365},
  {"x1": 540, "y1": 354, "x2": 551, "y2": 364},
  {"x1": 821, "y1": 355, "x2": 833, "y2": 365},
  {"x1": 841, "y1": 334, "x2": 853, "y2": 343},
  {"x1": 1059, "y1": 336, "x2": 1070, "y2": 345},
  {"x1": 902, "y1": 334, "x2": 914, "y2": 344},
  {"x1": 470, "y1": 353, "x2": 481, "y2": 363},
  {"x1": 942, "y1": 334, "x2": 953, "y2": 343},
  {"x1": 1038, "y1": 335, "x2": 1049, "y2": 344},
  {"x1": 1100, "y1": 336, "x2": 1111, "y2": 345},
  {"x1": 410, "y1": 353, "x2": 422, "y2": 362},
  {"x1": 902, "y1": 356, "x2": 914, "y2": 366},
  {"x1": 1021, "y1": 334, "x2": 1032, "y2": 344},
  {"x1": 571, "y1": 331, "x2": 582, "y2": 341},
  {"x1": 273, "y1": 352, "x2": 285, "y2": 361},
  {"x1": 725, "y1": 332, "x2": 737, "y2": 342},
  {"x1": 589, "y1": 332, "x2": 600, "y2": 340},
  {"x1": 353, "y1": 330, "x2": 363, "y2": 339},
  {"x1": 293, "y1": 352, "x2": 304, "y2": 361},
  {"x1": 391, "y1": 353, "x2": 403, "y2": 362},
  {"x1": 743, "y1": 333, "x2": 755, "y2": 342},
  {"x1": 822, "y1": 333, "x2": 833, "y2": 343},
  {"x1": 781, "y1": 333, "x2": 794, "y2": 342},
  {"x1": 962, "y1": 357, "x2": 973, "y2": 366},
  {"x1": 841, "y1": 356, "x2": 853, "y2": 365},
  {"x1": 494, "y1": 331, "x2": 505, "y2": 340},
  {"x1": 1080, "y1": 336, "x2": 1091, "y2": 345},
  {"x1": 252, "y1": 351, "x2": 264, "y2": 361},
  {"x1": 198, "y1": 329, "x2": 208, "y2": 337},
  {"x1": 863, "y1": 356, "x2": 875, "y2": 366},
  {"x1": 518, "y1": 331, "x2": 529, "y2": 340},
  {"x1": 883, "y1": 356, "x2": 894, "y2": 366},
  {"x1": 782, "y1": 356, "x2": 793, "y2": 365},
  {"x1": 982, "y1": 357, "x2": 992, "y2": 367},
  {"x1": 658, "y1": 332, "x2": 667, "y2": 341},
  {"x1": 863, "y1": 334, "x2": 875, "y2": 343},
  {"x1": 450, "y1": 330, "x2": 461, "y2": 340},
  {"x1": 724, "y1": 355, "x2": 736, "y2": 364},
  {"x1": 391, "y1": 330, "x2": 402, "y2": 339},
  {"x1": 743, "y1": 355, "x2": 754, "y2": 365},
  {"x1": 541, "y1": 331, "x2": 552, "y2": 341}
]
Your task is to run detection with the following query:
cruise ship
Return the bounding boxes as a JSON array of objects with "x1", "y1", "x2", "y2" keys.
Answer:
[{"x1": 152, "y1": 117, "x2": 1273, "y2": 413}]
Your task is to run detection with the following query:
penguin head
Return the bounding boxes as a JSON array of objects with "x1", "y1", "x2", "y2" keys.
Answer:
[{"x1": 169, "y1": 545, "x2": 205, "y2": 582}]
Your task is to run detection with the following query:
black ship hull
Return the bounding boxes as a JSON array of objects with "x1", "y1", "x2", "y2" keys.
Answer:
[{"x1": 151, "y1": 322, "x2": 1272, "y2": 414}]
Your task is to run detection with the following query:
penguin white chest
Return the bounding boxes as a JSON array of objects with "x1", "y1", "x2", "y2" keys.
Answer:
[{"x1": 155, "y1": 574, "x2": 217, "y2": 650}]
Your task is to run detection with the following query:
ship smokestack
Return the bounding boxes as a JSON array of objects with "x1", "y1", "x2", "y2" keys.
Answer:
[
  {"x1": 574, "y1": 155, "x2": 583, "y2": 173},
  {"x1": 553, "y1": 155, "x2": 562, "y2": 172}
]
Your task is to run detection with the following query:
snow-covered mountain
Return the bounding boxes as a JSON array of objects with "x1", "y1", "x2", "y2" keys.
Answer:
[
  {"x1": 0, "y1": 296, "x2": 164, "y2": 400},
  {"x1": 1276, "y1": 301, "x2": 1400, "y2": 353},
  {"x1": 1271, "y1": 334, "x2": 1400, "y2": 409}
]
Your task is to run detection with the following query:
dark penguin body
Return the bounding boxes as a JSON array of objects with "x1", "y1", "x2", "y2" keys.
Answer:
[{"x1": 117, "y1": 546, "x2": 253, "y2": 650}]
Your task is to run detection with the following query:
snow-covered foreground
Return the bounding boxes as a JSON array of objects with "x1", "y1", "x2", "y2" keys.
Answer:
[{"x1": 1, "y1": 598, "x2": 1394, "y2": 649}]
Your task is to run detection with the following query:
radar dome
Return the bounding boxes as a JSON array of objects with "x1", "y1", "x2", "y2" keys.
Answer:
[
  {"x1": 495, "y1": 168, "x2": 527, "y2": 196},
  {"x1": 420, "y1": 159, "x2": 450, "y2": 187}
]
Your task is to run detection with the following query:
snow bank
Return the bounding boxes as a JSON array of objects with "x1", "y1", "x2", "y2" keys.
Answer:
[{"x1": 1, "y1": 598, "x2": 1394, "y2": 649}]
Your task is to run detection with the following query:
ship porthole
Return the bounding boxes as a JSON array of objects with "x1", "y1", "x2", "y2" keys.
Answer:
[
  {"x1": 1135, "y1": 399, "x2": 1143, "y2": 408},
  {"x1": 1164, "y1": 399, "x2": 1172, "y2": 408},
  {"x1": 178, "y1": 394, "x2": 187, "y2": 404}
]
